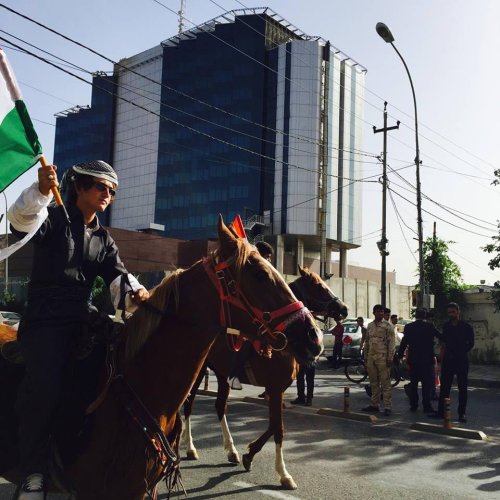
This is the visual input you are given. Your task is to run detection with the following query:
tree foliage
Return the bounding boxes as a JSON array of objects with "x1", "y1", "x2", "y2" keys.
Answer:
[
  {"x1": 423, "y1": 236, "x2": 465, "y2": 320},
  {"x1": 482, "y1": 169, "x2": 500, "y2": 310}
]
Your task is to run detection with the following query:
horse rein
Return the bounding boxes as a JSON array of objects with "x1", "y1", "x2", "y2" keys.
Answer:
[{"x1": 203, "y1": 253, "x2": 311, "y2": 351}]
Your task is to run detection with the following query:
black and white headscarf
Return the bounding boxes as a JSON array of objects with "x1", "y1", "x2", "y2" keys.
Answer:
[{"x1": 71, "y1": 160, "x2": 118, "y2": 186}]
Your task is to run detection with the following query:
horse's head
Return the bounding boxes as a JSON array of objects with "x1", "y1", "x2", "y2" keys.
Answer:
[
  {"x1": 290, "y1": 265, "x2": 348, "y2": 321},
  {"x1": 214, "y1": 216, "x2": 323, "y2": 365}
]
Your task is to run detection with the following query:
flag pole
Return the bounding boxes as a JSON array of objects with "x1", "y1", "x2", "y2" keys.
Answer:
[{"x1": 39, "y1": 156, "x2": 70, "y2": 224}]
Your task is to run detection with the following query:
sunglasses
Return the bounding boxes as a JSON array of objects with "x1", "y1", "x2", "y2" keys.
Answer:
[{"x1": 92, "y1": 181, "x2": 116, "y2": 197}]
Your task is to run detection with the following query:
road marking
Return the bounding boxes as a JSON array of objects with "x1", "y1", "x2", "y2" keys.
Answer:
[{"x1": 233, "y1": 481, "x2": 301, "y2": 499}]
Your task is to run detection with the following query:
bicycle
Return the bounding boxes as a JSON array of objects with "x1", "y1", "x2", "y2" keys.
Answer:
[{"x1": 344, "y1": 355, "x2": 402, "y2": 387}]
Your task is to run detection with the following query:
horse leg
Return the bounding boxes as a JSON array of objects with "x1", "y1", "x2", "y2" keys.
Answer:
[
  {"x1": 214, "y1": 372, "x2": 240, "y2": 464},
  {"x1": 182, "y1": 363, "x2": 206, "y2": 460},
  {"x1": 241, "y1": 387, "x2": 275, "y2": 472},
  {"x1": 270, "y1": 390, "x2": 297, "y2": 490}
]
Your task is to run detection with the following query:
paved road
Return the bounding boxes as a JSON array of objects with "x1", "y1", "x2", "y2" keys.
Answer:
[{"x1": 1, "y1": 363, "x2": 499, "y2": 499}]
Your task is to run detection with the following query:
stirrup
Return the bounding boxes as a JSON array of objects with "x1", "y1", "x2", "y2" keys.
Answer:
[
  {"x1": 15, "y1": 473, "x2": 47, "y2": 500},
  {"x1": 228, "y1": 376, "x2": 242, "y2": 390}
]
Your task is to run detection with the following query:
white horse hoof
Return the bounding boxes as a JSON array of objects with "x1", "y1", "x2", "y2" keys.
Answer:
[
  {"x1": 186, "y1": 449, "x2": 199, "y2": 460},
  {"x1": 280, "y1": 477, "x2": 297, "y2": 490},
  {"x1": 227, "y1": 451, "x2": 241, "y2": 464}
]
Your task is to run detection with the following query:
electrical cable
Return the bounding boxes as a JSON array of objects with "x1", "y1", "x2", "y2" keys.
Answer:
[
  {"x1": 388, "y1": 188, "x2": 419, "y2": 264},
  {"x1": 0, "y1": 2, "x2": 377, "y2": 161},
  {"x1": 0, "y1": 35, "x2": 373, "y2": 185},
  {"x1": 387, "y1": 165, "x2": 497, "y2": 230},
  {"x1": 388, "y1": 186, "x2": 494, "y2": 239}
]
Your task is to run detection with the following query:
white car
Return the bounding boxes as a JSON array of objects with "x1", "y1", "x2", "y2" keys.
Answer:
[{"x1": 0, "y1": 311, "x2": 21, "y2": 327}]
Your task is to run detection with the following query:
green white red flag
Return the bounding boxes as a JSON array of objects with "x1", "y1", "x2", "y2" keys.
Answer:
[{"x1": 0, "y1": 47, "x2": 42, "y2": 191}]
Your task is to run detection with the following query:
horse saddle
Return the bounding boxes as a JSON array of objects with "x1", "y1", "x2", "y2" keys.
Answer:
[
  {"x1": 0, "y1": 306, "x2": 115, "y2": 365},
  {"x1": 0, "y1": 308, "x2": 118, "y2": 476}
]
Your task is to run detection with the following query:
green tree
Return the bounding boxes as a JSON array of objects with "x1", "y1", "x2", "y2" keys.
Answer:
[
  {"x1": 91, "y1": 276, "x2": 114, "y2": 314},
  {"x1": 423, "y1": 236, "x2": 466, "y2": 321},
  {"x1": 483, "y1": 169, "x2": 500, "y2": 310}
]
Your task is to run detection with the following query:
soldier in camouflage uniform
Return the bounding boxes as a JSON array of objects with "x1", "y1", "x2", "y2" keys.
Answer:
[{"x1": 362, "y1": 304, "x2": 396, "y2": 416}]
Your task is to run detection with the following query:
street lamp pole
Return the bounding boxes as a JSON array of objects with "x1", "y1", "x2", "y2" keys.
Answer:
[{"x1": 376, "y1": 22, "x2": 425, "y2": 308}]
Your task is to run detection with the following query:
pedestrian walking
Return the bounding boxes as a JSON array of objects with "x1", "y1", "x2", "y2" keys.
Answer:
[
  {"x1": 397, "y1": 309, "x2": 441, "y2": 413},
  {"x1": 331, "y1": 318, "x2": 344, "y2": 369},
  {"x1": 431, "y1": 302, "x2": 474, "y2": 423},
  {"x1": 362, "y1": 304, "x2": 396, "y2": 416},
  {"x1": 291, "y1": 363, "x2": 316, "y2": 406},
  {"x1": 383, "y1": 307, "x2": 391, "y2": 321}
]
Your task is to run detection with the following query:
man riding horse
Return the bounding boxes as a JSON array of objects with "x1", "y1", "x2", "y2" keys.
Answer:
[{"x1": 8, "y1": 160, "x2": 149, "y2": 499}]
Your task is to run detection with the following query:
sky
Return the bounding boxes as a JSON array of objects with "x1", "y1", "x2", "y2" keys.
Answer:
[{"x1": 1, "y1": 0, "x2": 499, "y2": 286}]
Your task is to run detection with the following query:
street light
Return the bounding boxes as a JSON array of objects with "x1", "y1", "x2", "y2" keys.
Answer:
[{"x1": 376, "y1": 22, "x2": 425, "y2": 308}]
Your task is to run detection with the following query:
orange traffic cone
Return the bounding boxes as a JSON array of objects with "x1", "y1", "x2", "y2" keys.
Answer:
[{"x1": 434, "y1": 356, "x2": 440, "y2": 388}]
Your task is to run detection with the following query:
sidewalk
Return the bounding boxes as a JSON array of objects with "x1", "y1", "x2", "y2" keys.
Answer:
[{"x1": 468, "y1": 363, "x2": 500, "y2": 388}]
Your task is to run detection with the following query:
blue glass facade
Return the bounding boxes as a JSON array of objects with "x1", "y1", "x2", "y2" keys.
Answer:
[
  {"x1": 156, "y1": 15, "x2": 273, "y2": 239},
  {"x1": 53, "y1": 74, "x2": 116, "y2": 223}
]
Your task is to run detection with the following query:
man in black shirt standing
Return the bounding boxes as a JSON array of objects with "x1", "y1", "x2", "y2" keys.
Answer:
[
  {"x1": 435, "y1": 302, "x2": 474, "y2": 423},
  {"x1": 397, "y1": 309, "x2": 441, "y2": 413}
]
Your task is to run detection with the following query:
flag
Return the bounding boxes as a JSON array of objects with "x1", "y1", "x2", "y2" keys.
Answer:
[
  {"x1": 232, "y1": 214, "x2": 247, "y2": 239},
  {"x1": 0, "y1": 47, "x2": 42, "y2": 191}
]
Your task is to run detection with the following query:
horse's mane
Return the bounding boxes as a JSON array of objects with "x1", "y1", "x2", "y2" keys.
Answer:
[
  {"x1": 123, "y1": 269, "x2": 184, "y2": 363},
  {"x1": 122, "y1": 237, "x2": 255, "y2": 363}
]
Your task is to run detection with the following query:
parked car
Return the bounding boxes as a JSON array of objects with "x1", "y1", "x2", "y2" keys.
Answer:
[
  {"x1": 321, "y1": 321, "x2": 363, "y2": 361},
  {"x1": 322, "y1": 318, "x2": 403, "y2": 362},
  {"x1": 0, "y1": 311, "x2": 21, "y2": 327},
  {"x1": 396, "y1": 318, "x2": 412, "y2": 334}
]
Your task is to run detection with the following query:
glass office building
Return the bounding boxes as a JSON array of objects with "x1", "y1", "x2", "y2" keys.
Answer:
[{"x1": 53, "y1": 8, "x2": 366, "y2": 272}]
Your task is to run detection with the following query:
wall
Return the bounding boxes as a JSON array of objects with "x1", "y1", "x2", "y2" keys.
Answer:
[
  {"x1": 462, "y1": 291, "x2": 500, "y2": 364},
  {"x1": 283, "y1": 274, "x2": 413, "y2": 319}
]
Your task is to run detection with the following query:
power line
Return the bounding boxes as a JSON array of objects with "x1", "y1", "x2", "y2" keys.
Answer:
[
  {"x1": 225, "y1": 0, "x2": 498, "y2": 180},
  {"x1": 1, "y1": 35, "x2": 375, "y2": 185},
  {"x1": 0, "y1": 3, "x2": 377, "y2": 161},
  {"x1": 388, "y1": 188, "x2": 419, "y2": 264},
  {"x1": 388, "y1": 186, "x2": 494, "y2": 239},
  {"x1": 387, "y1": 165, "x2": 497, "y2": 229}
]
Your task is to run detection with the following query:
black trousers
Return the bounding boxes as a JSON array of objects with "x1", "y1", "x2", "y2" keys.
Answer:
[
  {"x1": 438, "y1": 359, "x2": 469, "y2": 416},
  {"x1": 408, "y1": 362, "x2": 433, "y2": 410},
  {"x1": 332, "y1": 341, "x2": 343, "y2": 369},
  {"x1": 16, "y1": 287, "x2": 89, "y2": 476},
  {"x1": 296, "y1": 364, "x2": 315, "y2": 401}
]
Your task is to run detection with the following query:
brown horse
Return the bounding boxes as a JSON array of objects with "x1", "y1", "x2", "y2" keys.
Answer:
[
  {"x1": 183, "y1": 266, "x2": 348, "y2": 490},
  {"x1": 0, "y1": 217, "x2": 323, "y2": 499}
]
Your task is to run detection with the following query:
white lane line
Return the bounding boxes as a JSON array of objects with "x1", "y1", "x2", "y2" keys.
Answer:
[{"x1": 233, "y1": 481, "x2": 301, "y2": 499}]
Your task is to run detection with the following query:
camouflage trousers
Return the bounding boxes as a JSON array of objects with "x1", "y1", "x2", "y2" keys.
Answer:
[{"x1": 366, "y1": 356, "x2": 392, "y2": 409}]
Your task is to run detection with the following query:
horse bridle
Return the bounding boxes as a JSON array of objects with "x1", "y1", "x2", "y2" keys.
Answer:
[
  {"x1": 203, "y1": 253, "x2": 312, "y2": 351},
  {"x1": 290, "y1": 277, "x2": 341, "y2": 320}
]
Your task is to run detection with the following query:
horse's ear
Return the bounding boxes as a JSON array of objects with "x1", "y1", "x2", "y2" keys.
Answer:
[
  {"x1": 298, "y1": 264, "x2": 307, "y2": 277},
  {"x1": 218, "y1": 214, "x2": 237, "y2": 255},
  {"x1": 227, "y1": 222, "x2": 240, "y2": 239}
]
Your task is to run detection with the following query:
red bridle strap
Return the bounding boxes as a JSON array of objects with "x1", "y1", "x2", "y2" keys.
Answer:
[{"x1": 203, "y1": 255, "x2": 307, "y2": 341}]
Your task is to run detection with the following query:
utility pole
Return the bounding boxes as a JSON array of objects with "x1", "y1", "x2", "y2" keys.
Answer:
[
  {"x1": 373, "y1": 101, "x2": 399, "y2": 307},
  {"x1": 319, "y1": 42, "x2": 330, "y2": 280},
  {"x1": 178, "y1": 0, "x2": 186, "y2": 34}
]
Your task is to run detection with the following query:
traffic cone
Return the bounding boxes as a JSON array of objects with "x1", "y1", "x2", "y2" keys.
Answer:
[{"x1": 434, "y1": 356, "x2": 440, "y2": 388}]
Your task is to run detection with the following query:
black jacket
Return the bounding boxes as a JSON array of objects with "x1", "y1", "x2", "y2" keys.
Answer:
[
  {"x1": 397, "y1": 320, "x2": 441, "y2": 365},
  {"x1": 12, "y1": 204, "x2": 127, "y2": 293},
  {"x1": 441, "y1": 320, "x2": 474, "y2": 363}
]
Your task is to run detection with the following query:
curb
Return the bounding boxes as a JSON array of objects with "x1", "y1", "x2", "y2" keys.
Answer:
[
  {"x1": 468, "y1": 378, "x2": 500, "y2": 389},
  {"x1": 198, "y1": 389, "x2": 217, "y2": 397},
  {"x1": 410, "y1": 422, "x2": 487, "y2": 441},
  {"x1": 243, "y1": 396, "x2": 292, "y2": 408},
  {"x1": 317, "y1": 408, "x2": 377, "y2": 423}
]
